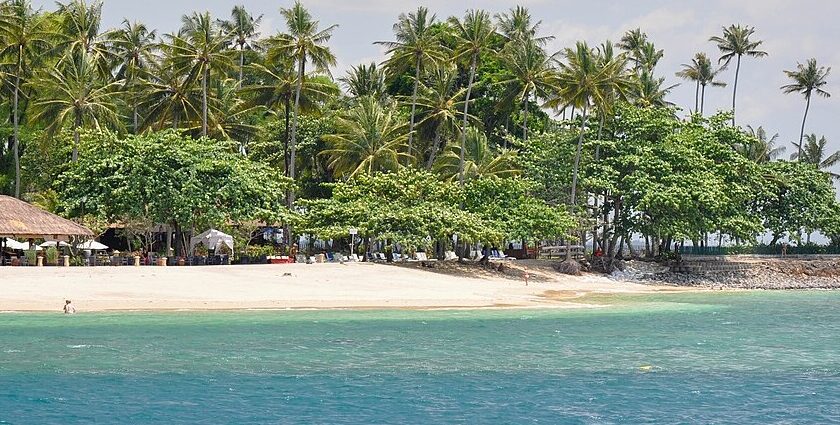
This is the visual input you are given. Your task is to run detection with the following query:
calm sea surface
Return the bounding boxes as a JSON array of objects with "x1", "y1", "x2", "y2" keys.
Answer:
[{"x1": 1, "y1": 291, "x2": 839, "y2": 424}]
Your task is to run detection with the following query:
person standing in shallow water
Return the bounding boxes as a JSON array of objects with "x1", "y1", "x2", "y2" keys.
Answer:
[{"x1": 63, "y1": 300, "x2": 76, "y2": 314}]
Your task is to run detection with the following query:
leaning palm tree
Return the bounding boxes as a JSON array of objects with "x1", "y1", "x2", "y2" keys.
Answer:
[
  {"x1": 676, "y1": 52, "x2": 726, "y2": 115},
  {"x1": 494, "y1": 5, "x2": 553, "y2": 46},
  {"x1": 167, "y1": 12, "x2": 233, "y2": 137},
  {"x1": 0, "y1": 0, "x2": 52, "y2": 198},
  {"x1": 270, "y1": 1, "x2": 337, "y2": 203},
  {"x1": 217, "y1": 5, "x2": 263, "y2": 86},
  {"x1": 29, "y1": 52, "x2": 123, "y2": 161},
  {"x1": 498, "y1": 38, "x2": 557, "y2": 142},
  {"x1": 413, "y1": 67, "x2": 474, "y2": 169},
  {"x1": 790, "y1": 134, "x2": 840, "y2": 178},
  {"x1": 434, "y1": 127, "x2": 519, "y2": 181},
  {"x1": 111, "y1": 19, "x2": 157, "y2": 133},
  {"x1": 322, "y1": 96, "x2": 408, "y2": 179},
  {"x1": 738, "y1": 125, "x2": 784, "y2": 163},
  {"x1": 710, "y1": 24, "x2": 767, "y2": 125},
  {"x1": 449, "y1": 9, "x2": 495, "y2": 186},
  {"x1": 339, "y1": 62, "x2": 386, "y2": 100},
  {"x1": 375, "y1": 6, "x2": 445, "y2": 159},
  {"x1": 781, "y1": 58, "x2": 831, "y2": 159}
]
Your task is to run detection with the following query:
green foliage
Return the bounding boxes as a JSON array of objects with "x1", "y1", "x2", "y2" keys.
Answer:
[{"x1": 57, "y1": 130, "x2": 294, "y2": 232}]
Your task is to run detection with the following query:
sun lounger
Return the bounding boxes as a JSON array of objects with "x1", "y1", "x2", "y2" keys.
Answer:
[
  {"x1": 350, "y1": 254, "x2": 360, "y2": 262},
  {"x1": 376, "y1": 253, "x2": 387, "y2": 261},
  {"x1": 444, "y1": 251, "x2": 458, "y2": 261}
]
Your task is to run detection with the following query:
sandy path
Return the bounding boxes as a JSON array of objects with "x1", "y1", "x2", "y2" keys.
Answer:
[{"x1": 0, "y1": 263, "x2": 681, "y2": 312}]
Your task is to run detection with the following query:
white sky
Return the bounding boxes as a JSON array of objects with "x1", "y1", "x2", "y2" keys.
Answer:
[{"x1": 32, "y1": 0, "x2": 840, "y2": 170}]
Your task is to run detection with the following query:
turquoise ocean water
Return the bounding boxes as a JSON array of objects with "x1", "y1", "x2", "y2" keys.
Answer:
[{"x1": 1, "y1": 291, "x2": 839, "y2": 424}]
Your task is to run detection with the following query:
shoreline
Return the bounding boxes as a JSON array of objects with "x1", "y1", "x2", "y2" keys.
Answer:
[{"x1": 0, "y1": 261, "x2": 690, "y2": 313}]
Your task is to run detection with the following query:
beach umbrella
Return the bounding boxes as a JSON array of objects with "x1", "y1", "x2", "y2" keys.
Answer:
[
  {"x1": 5, "y1": 239, "x2": 29, "y2": 250},
  {"x1": 39, "y1": 241, "x2": 70, "y2": 248},
  {"x1": 76, "y1": 240, "x2": 109, "y2": 250},
  {"x1": 189, "y1": 229, "x2": 234, "y2": 253}
]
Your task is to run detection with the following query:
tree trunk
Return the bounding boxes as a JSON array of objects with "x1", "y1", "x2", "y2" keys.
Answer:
[
  {"x1": 239, "y1": 47, "x2": 245, "y2": 87},
  {"x1": 731, "y1": 54, "x2": 741, "y2": 126},
  {"x1": 427, "y1": 128, "x2": 442, "y2": 170},
  {"x1": 289, "y1": 57, "x2": 306, "y2": 207},
  {"x1": 694, "y1": 80, "x2": 699, "y2": 113},
  {"x1": 797, "y1": 95, "x2": 811, "y2": 160},
  {"x1": 567, "y1": 104, "x2": 588, "y2": 261},
  {"x1": 72, "y1": 113, "x2": 81, "y2": 162},
  {"x1": 592, "y1": 114, "x2": 605, "y2": 250},
  {"x1": 202, "y1": 66, "x2": 208, "y2": 137},
  {"x1": 13, "y1": 51, "x2": 21, "y2": 198},
  {"x1": 522, "y1": 90, "x2": 529, "y2": 142},
  {"x1": 700, "y1": 84, "x2": 706, "y2": 116},
  {"x1": 458, "y1": 54, "x2": 477, "y2": 186},
  {"x1": 407, "y1": 58, "x2": 421, "y2": 161}
]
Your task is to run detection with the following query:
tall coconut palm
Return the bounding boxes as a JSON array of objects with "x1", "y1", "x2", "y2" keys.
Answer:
[
  {"x1": 29, "y1": 52, "x2": 123, "y2": 161},
  {"x1": 206, "y1": 77, "x2": 263, "y2": 142},
  {"x1": 676, "y1": 52, "x2": 726, "y2": 115},
  {"x1": 0, "y1": 0, "x2": 51, "y2": 198},
  {"x1": 167, "y1": 12, "x2": 233, "y2": 138},
  {"x1": 413, "y1": 67, "x2": 474, "y2": 169},
  {"x1": 631, "y1": 69, "x2": 678, "y2": 108},
  {"x1": 322, "y1": 95, "x2": 408, "y2": 178},
  {"x1": 54, "y1": 0, "x2": 112, "y2": 75},
  {"x1": 111, "y1": 19, "x2": 157, "y2": 133},
  {"x1": 434, "y1": 127, "x2": 518, "y2": 181},
  {"x1": 634, "y1": 41, "x2": 663, "y2": 72},
  {"x1": 137, "y1": 58, "x2": 200, "y2": 131},
  {"x1": 249, "y1": 58, "x2": 339, "y2": 175},
  {"x1": 737, "y1": 125, "x2": 784, "y2": 163},
  {"x1": 781, "y1": 58, "x2": 831, "y2": 159},
  {"x1": 271, "y1": 1, "x2": 337, "y2": 204},
  {"x1": 617, "y1": 28, "x2": 647, "y2": 71},
  {"x1": 790, "y1": 134, "x2": 840, "y2": 178},
  {"x1": 339, "y1": 62, "x2": 386, "y2": 100},
  {"x1": 449, "y1": 9, "x2": 495, "y2": 186},
  {"x1": 710, "y1": 24, "x2": 767, "y2": 125},
  {"x1": 494, "y1": 5, "x2": 553, "y2": 46},
  {"x1": 375, "y1": 6, "x2": 445, "y2": 160},
  {"x1": 218, "y1": 5, "x2": 263, "y2": 86},
  {"x1": 498, "y1": 38, "x2": 557, "y2": 142}
]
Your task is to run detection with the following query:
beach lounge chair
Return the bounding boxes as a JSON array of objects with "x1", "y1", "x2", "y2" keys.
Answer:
[
  {"x1": 376, "y1": 253, "x2": 387, "y2": 262},
  {"x1": 444, "y1": 251, "x2": 458, "y2": 261},
  {"x1": 392, "y1": 253, "x2": 403, "y2": 262},
  {"x1": 350, "y1": 254, "x2": 360, "y2": 262},
  {"x1": 416, "y1": 252, "x2": 437, "y2": 267}
]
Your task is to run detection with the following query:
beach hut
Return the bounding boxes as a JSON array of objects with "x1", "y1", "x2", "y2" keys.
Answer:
[{"x1": 0, "y1": 195, "x2": 93, "y2": 240}]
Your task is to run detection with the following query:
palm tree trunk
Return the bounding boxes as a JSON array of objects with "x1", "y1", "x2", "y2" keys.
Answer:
[
  {"x1": 202, "y1": 66, "x2": 208, "y2": 137},
  {"x1": 284, "y1": 97, "x2": 291, "y2": 176},
  {"x1": 567, "y1": 104, "x2": 588, "y2": 261},
  {"x1": 797, "y1": 95, "x2": 811, "y2": 160},
  {"x1": 426, "y1": 127, "x2": 442, "y2": 170},
  {"x1": 700, "y1": 84, "x2": 706, "y2": 116},
  {"x1": 523, "y1": 90, "x2": 529, "y2": 142},
  {"x1": 408, "y1": 59, "x2": 421, "y2": 162},
  {"x1": 72, "y1": 115, "x2": 81, "y2": 162},
  {"x1": 593, "y1": 114, "x2": 605, "y2": 250},
  {"x1": 133, "y1": 102, "x2": 139, "y2": 134},
  {"x1": 239, "y1": 47, "x2": 245, "y2": 87},
  {"x1": 731, "y1": 54, "x2": 741, "y2": 126},
  {"x1": 13, "y1": 52, "x2": 21, "y2": 198},
  {"x1": 289, "y1": 57, "x2": 306, "y2": 208},
  {"x1": 694, "y1": 81, "x2": 699, "y2": 114},
  {"x1": 458, "y1": 54, "x2": 477, "y2": 187}
]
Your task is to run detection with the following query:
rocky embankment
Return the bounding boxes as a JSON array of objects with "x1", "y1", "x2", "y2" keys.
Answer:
[{"x1": 613, "y1": 258, "x2": 840, "y2": 289}]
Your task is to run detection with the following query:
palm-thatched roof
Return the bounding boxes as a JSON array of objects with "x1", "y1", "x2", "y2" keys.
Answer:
[{"x1": 0, "y1": 195, "x2": 93, "y2": 240}]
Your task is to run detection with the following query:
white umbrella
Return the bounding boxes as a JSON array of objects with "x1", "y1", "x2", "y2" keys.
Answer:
[
  {"x1": 190, "y1": 229, "x2": 234, "y2": 253},
  {"x1": 4, "y1": 239, "x2": 28, "y2": 250},
  {"x1": 39, "y1": 241, "x2": 70, "y2": 248},
  {"x1": 76, "y1": 240, "x2": 109, "y2": 250}
]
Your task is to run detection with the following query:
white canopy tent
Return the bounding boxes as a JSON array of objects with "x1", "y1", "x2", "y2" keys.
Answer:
[
  {"x1": 76, "y1": 240, "x2": 109, "y2": 250},
  {"x1": 4, "y1": 239, "x2": 40, "y2": 251},
  {"x1": 189, "y1": 229, "x2": 234, "y2": 254}
]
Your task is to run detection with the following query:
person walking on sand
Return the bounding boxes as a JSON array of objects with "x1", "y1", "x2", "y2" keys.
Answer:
[{"x1": 63, "y1": 300, "x2": 76, "y2": 314}]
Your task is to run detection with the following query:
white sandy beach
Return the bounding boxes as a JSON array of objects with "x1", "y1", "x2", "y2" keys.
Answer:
[{"x1": 0, "y1": 261, "x2": 686, "y2": 312}]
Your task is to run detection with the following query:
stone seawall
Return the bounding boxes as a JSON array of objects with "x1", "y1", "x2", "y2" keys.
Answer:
[{"x1": 644, "y1": 257, "x2": 840, "y2": 289}]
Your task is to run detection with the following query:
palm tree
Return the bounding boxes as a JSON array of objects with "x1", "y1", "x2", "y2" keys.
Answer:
[
  {"x1": 55, "y1": 0, "x2": 112, "y2": 75},
  {"x1": 449, "y1": 9, "x2": 495, "y2": 186},
  {"x1": 206, "y1": 77, "x2": 263, "y2": 142},
  {"x1": 790, "y1": 134, "x2": 840, "y2": 178},
  {"x1": 710, "y1": 24, "x2": 767, "y2": 125},
  {"x1": 375, "y1": 6, "x2": 445, "y2": 159},
  {"x1": 617, "y1": 28, "x2": 647, "y2": 71},
  {"x1": 0, "y1": 0, "x2": 51, "y2": 198},
  {"x1": 29, "y1": 52, "x2": 123, "y2": 161},
  {"x1": 111, "y1": 19, "x2": 157, "y2": 133},
  {"x1": 676, "y1": 53, "x2": 726, "y2": 115},
  {"x1": 339, "y1": 62, "x2": 386, "y2": 100},
  {"x1": 634, "y1": 41, "x2": 663, "y2": 72},
  {"x1": 781, "y1": 58, "x2": 831, "y2": 159},
  {"x1": 271, "y1": 1, "x2": 337, "y2": 204},
  {"x1": 631, "y1": 69, "x2": 678, "y2": 108},
  {"x1": 413, "y1": 67, "x2": 473, "y2": 169},
  {"x1": 218, "y1": 5, "x2": 263, "y2": 86},
  {"x1": 167, "y1": 12, "x2": 233, "y2": 138},
  {"x1": 494, "y1": 6, "x2": 553, "y2": 46},
  {"x1": 249, "y1": 58, "x2": 338, "y2": 175},
  {"x1": 498, "y1": 39, "x2": 557, "y2": 142},
  {"x1": 737, "y1": 125, "x2": 784, "y2": 163},
  {"x1": 322, "y1": 96, "x2": 408, "y2": 178},
  {"x1": 138, "y1": 60, "x2": 200, "y2": 131},
  {"x1": 434, "y1": 127, "x2": 518, "y2": 181}
]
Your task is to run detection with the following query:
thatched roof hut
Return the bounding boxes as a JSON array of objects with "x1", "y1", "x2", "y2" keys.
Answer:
[{"x1": 0, "y1": 195, "x2": 93, "y2": 240}]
